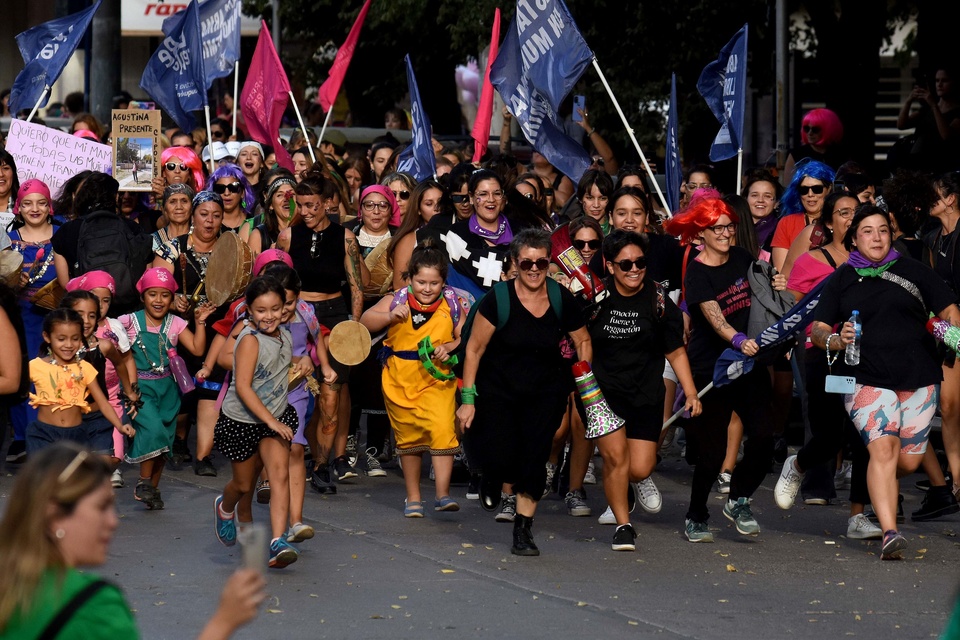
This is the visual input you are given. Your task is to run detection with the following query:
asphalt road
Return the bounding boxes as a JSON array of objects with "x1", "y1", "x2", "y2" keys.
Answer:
[{"x1": 3, "y1": 444, "x2": 959, "y2": 639}]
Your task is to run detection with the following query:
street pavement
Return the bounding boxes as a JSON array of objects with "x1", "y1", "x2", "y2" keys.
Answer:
[{"x1": 3, "y1": 445, "x2": 959, "y2": 639}]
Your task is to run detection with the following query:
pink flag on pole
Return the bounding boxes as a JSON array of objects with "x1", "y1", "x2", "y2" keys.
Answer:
[
  {"x1": 240, "y1": 21, "x2": 293, "y2": 170},
  {"x1": 471, "y1": 8, "x2": 501, "y2": 163},
  {"x1": 317, "y1": 0, "x2": 373, "y2": 112}
]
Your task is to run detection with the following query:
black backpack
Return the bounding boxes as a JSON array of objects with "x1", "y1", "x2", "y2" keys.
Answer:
[{"x1": 75, "y1": 211, "x2": 153, "y2": 313}]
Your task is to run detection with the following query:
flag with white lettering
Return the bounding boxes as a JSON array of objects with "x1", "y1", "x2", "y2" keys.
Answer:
[
  {"x1": 665, "y1": 73, "x2": 681, "y2": 215},
  {"x1": 139, "y1": 0, "x2": 208, "y2": 133},
  {"x1": 163, "y1": 0, "x2": 243, "y2": 85},
  {"x1": 9, "y1": 0, "x2": 103, "y2": 115},
  {"x1": 697, "y1": 24, "x2": 748, "y2": 162},
  {"x1": 490, "y1": 0, "x2": 594, "y2": 182},
  {"x1": 397, "y1": 55, "x2": 437, "y2": 181}
]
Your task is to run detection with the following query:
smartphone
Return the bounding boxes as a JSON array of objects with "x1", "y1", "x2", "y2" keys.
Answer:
[
  {"x1": 238, "y1": 522, "x2": 268, "y2": 574},
  {"x1": 572, "y1": 95, "x2": 585, "y2": 122}
]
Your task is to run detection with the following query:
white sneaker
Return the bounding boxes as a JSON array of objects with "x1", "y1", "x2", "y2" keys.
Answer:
[
  {"x1": 598, "y1": 505, "x2": 617, "y2": 525},
  {"x1": 834, "y1": 460, "x2": 852, "y2": 490},
  {"x1": 111, "y1": 469, "x2": 124, "y2": 488},
  {"x1": 846, "y1": 513, "x2": 882, "y2": 540},
  {"x1": 634, "y1": 477, "x2": 662, "y2": 514},
  {"x1": 583, "y1": 461, "x2": 597, "y2": 485},
  {"x1": 774, "y1": 455, "x2": 803, "y2": 510},
  {"x1": 716, "y1": 471, "x2": 731, "y2": 495}
]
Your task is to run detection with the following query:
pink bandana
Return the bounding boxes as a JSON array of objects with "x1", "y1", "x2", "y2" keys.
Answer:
[
  {"x1": 66, "y1": 270, "x2": 116, "y2": 295},
  {"x1": 359, "y1": 185, "x2": 401, "y2": 227},
  {"x1": 254, "y1": 248, "x2": 294, "y2": 275},
  {"x1": 15, "y1": 179, "x2": 52, "y2": 212},
  {"x1": 136, "y1": 267, "x2": 178, "y2": 294}
]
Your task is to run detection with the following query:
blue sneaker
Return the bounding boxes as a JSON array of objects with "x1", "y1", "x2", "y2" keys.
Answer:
[
  {"x1": 269, "y1": 538, "x2": 299, "y2": 568},
  {"x1": 214, "y1": 496, "x2": 236, "y2": 547}
]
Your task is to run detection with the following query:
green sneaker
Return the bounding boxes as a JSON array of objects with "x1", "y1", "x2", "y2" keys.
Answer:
[
  {"x1": 684, "y1": 519, "x2": 714, "y2": 543},
  {"x1": 723, "y1": 497, "x2": 760, "y2": 535}
]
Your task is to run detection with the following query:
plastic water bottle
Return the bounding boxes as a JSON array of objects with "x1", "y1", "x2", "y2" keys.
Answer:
[
  {"x1": 168, "y1": 348, "x2": 196, "y2": 394},
  {"x1": 845, "y1": 311, "x2": 861, "y2": 366}
]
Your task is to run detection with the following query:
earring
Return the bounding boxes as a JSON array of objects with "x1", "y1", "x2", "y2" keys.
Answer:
[
  {"x1": 241, "y1": 200, "x2": 247, "y2": 210},
  {"x1": 55, "y1": 528, "x2": 65, "y2": 539}
]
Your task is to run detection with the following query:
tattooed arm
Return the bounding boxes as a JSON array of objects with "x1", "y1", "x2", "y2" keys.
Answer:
[
  {"x1": 700, "y1": 300, "x2": 758, "y2": 356},
  {"x1": 344, "y1": 230, "x2": 364, "y2": 319},
  {"x1": 811, "y1": 320, "x2": 854, "y2": 351}
]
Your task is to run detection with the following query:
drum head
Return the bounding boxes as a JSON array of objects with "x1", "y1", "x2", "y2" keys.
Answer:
[
  {"x1": 327, "y1": 320, "x2": 371, "y2": 366},
  {"x1": 0, "y1": 252, "x2": 23, "y2": 289},
  {"x1": 205, "y1": 233, "x2": 248, "y2": 307}
]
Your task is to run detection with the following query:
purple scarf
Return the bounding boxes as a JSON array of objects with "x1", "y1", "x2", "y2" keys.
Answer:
[
  {"x1": 847, "y1": 249, "x2": 900, "y2": 277},
  {"x1": 469, "y1": 214, "x2": 513, "y2": 245}
]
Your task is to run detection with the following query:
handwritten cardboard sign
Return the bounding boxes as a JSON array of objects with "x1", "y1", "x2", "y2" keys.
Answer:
[{"x1": 112, "y1": 109, "x2": 161, "y2": 192}]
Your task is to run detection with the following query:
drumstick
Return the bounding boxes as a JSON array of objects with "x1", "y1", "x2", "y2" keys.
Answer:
[{"x1": 187, "y1": 281, "x2": 204, "y2": 308}]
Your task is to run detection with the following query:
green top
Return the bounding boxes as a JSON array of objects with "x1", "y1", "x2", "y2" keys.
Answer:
[
  {"x1": 4, "y1": 567, "x2": 138, "y2": 639},
  {"x1": 943, "y1": 598, "x2": 960, "y2": 640}
]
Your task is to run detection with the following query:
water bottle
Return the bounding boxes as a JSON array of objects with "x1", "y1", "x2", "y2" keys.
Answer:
[
  {"x1": 845, "y1": 311, "x2": 861, "y2": 366},
  {"x1": 168, "y1": 348, "x2": 196, "y2": 394}
]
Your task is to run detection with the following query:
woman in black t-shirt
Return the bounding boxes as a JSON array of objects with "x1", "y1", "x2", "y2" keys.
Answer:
[
  {"x1": 587, "y1": 231, "x2": 700, "y2": 551},
  {"x1": 810, "y1": 206, "x2": 960, "y2": 559},
  {"x1": 665, "y1": 197, "x2": 787, "y2": 544}
]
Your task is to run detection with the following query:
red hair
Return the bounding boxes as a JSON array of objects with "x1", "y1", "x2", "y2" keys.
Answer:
[
  {"x1": 801, "y1": 108, "x2": 843, "y2": 147},
  {"x1": 664, "y1": 197, "x2": 738, "y2": 245}
]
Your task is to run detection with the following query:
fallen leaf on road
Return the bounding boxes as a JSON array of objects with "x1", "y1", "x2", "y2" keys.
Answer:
[
  {"x1": 726, "y1": 564, "x2": 737, "y2": 572},
  {"x1": 398, "y1": 596, "x2": 408, "y2": 600},
  {"x1": 441, "y1": 569, "x2": 455, "y2": 574},
  {"x1": 576, "y1": 602, "x2": 587, "y2": 607},
  {"x1": 267, "y1": 609, "x2": 283, "y2": 614},
  {"x1": 391, "y1": 605, "x2": 401, "y2": 610},
  {"x1": 462, "y1": 543, "x2": 473, "y2": 548},
  {"x1": 628, "y1": 621, "x2": 639, "y2": 626}
]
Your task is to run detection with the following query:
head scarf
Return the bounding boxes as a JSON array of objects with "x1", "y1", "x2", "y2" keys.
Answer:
[
  {"x1": 66, "y1": 270, "x2": 116, "y2": 295},
  {"x1": 162, "y1": 183, "x2": 196, "y2": 206},
  {"x1": 253, "y1": 248, "x2": 294, "y2": 275},
  {"x1": 192, "y1": 190, "x2": 224, "y2": 210},
  {"x1": 15, "y1": 179, "x2": 52, "y2": 212},
  {"x1": 136, "y1": 267, "x2": 178, "y2": 294},
  {"x1": 73, "y1": 129, "x2": 100, "y2": 142},
  {"x1": 238, "y1": 141, "x2": 265, "y2": 158},
  {"x1": 359, "y1": 185, "x2": 401, "y2": 227},
  {"x1": 161, "y1": 146, "x2": 206, "y2": 191}
]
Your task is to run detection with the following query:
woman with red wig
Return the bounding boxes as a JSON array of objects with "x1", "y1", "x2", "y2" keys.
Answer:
[
  {"x1": 783, "y1": 108, "x2": 846, "y2": 185},
  {"x1": 664, "y1": 197, "x2": 786, "y2": 543}
]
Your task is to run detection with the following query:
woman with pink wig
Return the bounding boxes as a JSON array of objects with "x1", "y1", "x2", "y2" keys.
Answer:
[
  {"x1": 151, "y1": 146, "x2": 206, "y2": 203},
  {"x1": 783, "y1": 108, "x2": 846, "y2": 185}
]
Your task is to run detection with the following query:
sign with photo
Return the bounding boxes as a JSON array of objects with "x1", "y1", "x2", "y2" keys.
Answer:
[{"x1": 112, "y1": 109, "x2": 161, "y2": 192}]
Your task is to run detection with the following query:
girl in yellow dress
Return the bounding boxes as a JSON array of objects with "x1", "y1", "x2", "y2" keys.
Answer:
[{"x1": 361, "y1": 242, "x2": 465, "y2": 517}]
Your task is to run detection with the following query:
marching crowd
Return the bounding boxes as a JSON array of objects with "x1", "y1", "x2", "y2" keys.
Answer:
[{"x1": 1, "y1": 74, "x2": 960, "y2": 637}]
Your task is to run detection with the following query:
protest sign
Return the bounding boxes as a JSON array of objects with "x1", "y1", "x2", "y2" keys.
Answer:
[
  {"x1": 5, "y1": 119, "x2": 112, "y2": 198},
  {"x1": 112, "y1": 109, "x2": 161, "y2": 191}
]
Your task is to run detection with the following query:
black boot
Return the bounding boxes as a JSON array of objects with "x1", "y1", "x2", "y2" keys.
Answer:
[
  {"x1": 512, "y1": 514, "x2": 540, "y2": 556},
  {"x1": 911, "y1": 485, "x2": 960, "y2": 522}
]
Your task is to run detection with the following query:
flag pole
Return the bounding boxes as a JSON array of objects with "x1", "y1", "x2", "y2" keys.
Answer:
[
  {"x1": 289, "y1": 91, "x2": 316, "y2": 164},
  {"x1": 26, "y1": 86, "x2": 50, "y2": 123},
  {"x1": 317, "y1": 108, "x2": 334, "y2": 152},
  {"x1": 736, "y1": 148, "x2": 744, "y2": 195},
  {"x1": 591, "y1": 58, "x2": 671, "y2": 216},
  {"x1": 662, "y1": 382, "x2": 714, "y2": 431},
  {"x1": 232, "y1": 61, "x2": 240, "y2": 137},
  {"x1": 204, "y1": 105, "x2": 216, "y2": 174}
]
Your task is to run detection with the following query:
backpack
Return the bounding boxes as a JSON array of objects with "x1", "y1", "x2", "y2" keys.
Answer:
[{"x1": 75, "y1": 211, "x2": 153, "y2": 312}]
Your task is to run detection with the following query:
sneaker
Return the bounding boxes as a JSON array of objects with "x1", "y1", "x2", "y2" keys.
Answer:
[
  {"x1": 466, "y1": 473, "x2": 480, "y2": 500},
  {"x1": 543, "y1": 462, "x2": 557, "y2": 498},
  {"x1": 310, "y1": 465, "x2": 338, "y2": 494},
  {"x1": 846, "y1": 514, "x2": 883, "y2": 540},
  {"x1": 660, "y1": 426, "x2": 676, "y2": 453},
  {"x1": 834, "y1": 461, "x2": 853, "y2": 491},
  {"x1": 723, "y1": 497, "x2": 760, "y2": 536},
  {"x1": 171, "y1": 436, "x2": 192, "y2": 465},
  {"x1": 269, "y1": 538, "x2": 299, "y2": 568},
  {"x1": 911, "y1": 485, "x2": 960, "y2": 522},
  {"x1": 404, "y1": 499, "x2": 425, "y2": 518},
  {"x1": 495, "y1": 494, "x2": 517, "y2": 522},
  {"x1": 598, "y1": 505, "x2": 617, "y2": 525},
  {"x1": 774, "y1": 455, "x2": 803, "y2": 510},
  {"x1": 611, "y1": 523, "x2": 637, "y2": 551},
  {"x1": 150, "y1": 490, "x2": 164, "y2": 511},
  {"x1": 583, "y1": 461, "x2": 597, "y2": 485},
  {"x1": 880, "y1": 530, "x2": 907, "y2": 561},
  {"x1": 111, "y1": 469, "x2": 124, "y2": 488},
  {"x1": 287, "y1": 522, "x2": 315, "y2": 543},
  {"x1": 194, "y1": 456, "x2": 217, "y2": 477},
  {"x1": 135, "y1": 480, "x2": 157, "y2": 509},
  {"x1": 565, "y1": 488, "x2": 591, "y2": 517},
  {"x1": 256, "y1": 479, "x2": 271, "y2": 504},
  {"x1": 803, "y1": 496, "x2": 830, "y2": 506},
  {"x1": 435, "y1": 496, "x2": 460, "y2": 512},
  {"x1": 5, "y1": 439, "x2": 26, "y2": 463},
  {"x1": 345, "y1": 434, "x2": 358, "y2": 467},
  {"x1": 333, "y1": 455, "x2": 359, "y2": 482},
  {"x1": 364, "y1": 448, "x2": 387, "y2": 477},
  {"x1": 214, "y1": 496, "x2": 237, "y2": 546},
  {"x1": 716, "y1": 471, "x2": 731, "y2": 495},
  {"x1": 634, "y1": 477, "x2": 662, "y2": 514},
  {"x1": 684, "y1": 519, "x2": 714, "y2": 543}
]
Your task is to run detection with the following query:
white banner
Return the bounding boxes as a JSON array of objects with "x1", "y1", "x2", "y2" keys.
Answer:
[{"x1": 121, "y1": 0, "x2": 259, "y2": 36}]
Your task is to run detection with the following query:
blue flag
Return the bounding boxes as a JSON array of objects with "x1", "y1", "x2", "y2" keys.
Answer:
[
  {"x1": 490, "y1": 0, "x2": 594, "y2": 183},
  {"x1": 163, "y1": 0, "x2": 243, "y2": 86},
  {"x1": 8, "y1": 0, "x2": 102, "y2": 115},
  {"x1": 397, "y1": 55, "x2": 437, "y2": 181},
  {"x1": 697, "y1": 24, "x2": 748, "y2": 162},
  {"x1": 139, "y1": 0, "x2": 209, "y2": 133},
  {"x1": 665, "y1": 73, "x2": 681, "y2": 215}
]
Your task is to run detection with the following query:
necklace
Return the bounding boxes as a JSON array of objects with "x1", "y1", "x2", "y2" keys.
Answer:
[
  {"x1": 134, "y1": 314, "x2": 171, "y2": 374},
  {"x1": 49, "y1": 357, "x2": 85, "y2": 384}
]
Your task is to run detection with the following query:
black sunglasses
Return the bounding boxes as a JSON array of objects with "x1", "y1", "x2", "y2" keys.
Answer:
[
  {"x1": 572, "y1": 239, "x2": 601, "y2": 251},
  {"x1": 802, "y1": 125, "x2": 821, "y2": 134},
  {"x1": 392, "y1": 190, "x2": 410, "y2": 201},
  {"x1": 613, "y1": 257, "x2": 647, "y2": 271},
  {"x1": 211, "y1": 130, "x2": 226, "y2": 139},
  {"x1": 213, "y1": 181, "x2": 243, "y2": 195},
  {"x1": 165, "y1": 162, "x2": 188, "y2": 172},
  {"x1": 451, "y1": 194, "x2": 469, "y2": 204},
  {"x1": 798, "y1": 184, "x2": 826, "y2": 196},
  {"x1": 518, "y1": 258, "x2": 550, "y2": 271}
]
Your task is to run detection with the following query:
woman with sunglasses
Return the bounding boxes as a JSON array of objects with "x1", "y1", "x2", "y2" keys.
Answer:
[
  {"x1": 665, "y1": 196, "x2": 786, "y2": 543},
  {"x1": 771, "y1": 159, "x2": 835, "y2": 274},
  {"x1": 783, "y1": 108, "x2": 845, "y2": 186},
  {"x1": 388, "y1": 180, "x2": 446, "y2": 291},
  {"x1": 209, "y1": 165, "x2": 256, "y2": 241},
  {"x1": 457, "y1": 229, "x2": 591, "y2": 556},
  {"x1": 248, "y1": 169, "x2": 298, "y2": 257},
  {"x1": 443, "y1": 165, "x2": 476, "y2": 222},
  {"x1": 151, "y1": 147, "x2": 205, "y2": 204},
  {"x1": 380, "y1": 172, "x2": 416, "y2": 222}
]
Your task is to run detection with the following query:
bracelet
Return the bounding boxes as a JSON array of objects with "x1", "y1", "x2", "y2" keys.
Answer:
[
  {"x1": 587, "y1": 128, "x2": 596, "y2": 136},
  {"x1": 197, "y1": 322, "x2": 205, "y2": 326},
  {"x1": 731, "y1": 332, "x2": 748, "y2": 351},
  {"x1": 460, "y1": 386, "x2": 477, "y2": 405},
  {"x1": 825, "y1": 333, "x2": 840, "y2": 367}
]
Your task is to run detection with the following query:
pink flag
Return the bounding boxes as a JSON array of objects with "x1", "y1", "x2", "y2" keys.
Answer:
[
  {"x1": 240, "y1": 21, "x2": 293, "y2": 170},
  {"x1": 317, "y1": 0, "x2": 373, "y2": 112},
  {"x1": 471, "y1": 8, "x2": 501, "y2": 163}
]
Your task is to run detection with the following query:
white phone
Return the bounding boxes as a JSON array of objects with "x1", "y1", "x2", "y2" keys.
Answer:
[{"x1": 824, "y1": 375, "x2": 856, "y2": 394}]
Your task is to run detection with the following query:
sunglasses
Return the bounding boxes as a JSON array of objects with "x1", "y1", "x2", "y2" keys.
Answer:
[
  {"x1": 572, "y1": 239, "x2": 601, "y2": 251},
  {"x1": 211, "y1": 130, "x2": 226, "y2": 139},
  {"x1": 518, "y1": 258, "x2": 550, "y2": 271},
  {"x1": 613, "y1": 257, "x2": 647, "y2": 271},
  {"x1": 213, "y1": 181, "x2": 243, "y2": 195},
  {"x1": 165, "y1": 162, "x2": 188, "y2": 172},
  {"x1": 451, "y1": 194, "x2": 470, "y2": 204},
  {"x1": 392, "y1": 190, "x2": 410, "y2": 201},
  {"x1": 798, "y1": 184, "x2": 826, "y2": 196},
  {"x1": 802, "y1": 125, "x2": 821, "y2": 134}
]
